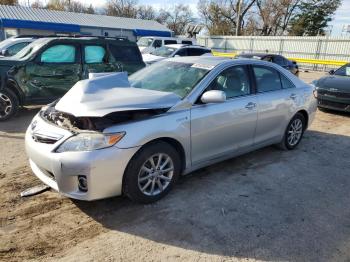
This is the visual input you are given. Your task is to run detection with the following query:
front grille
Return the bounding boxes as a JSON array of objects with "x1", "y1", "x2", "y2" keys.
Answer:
[
  {"x1": 318, "y1": 99, "x2": 350, "y2": 110},
  {"x1": 32, "y1": 133, "x2": 62, "y2": 144},
  {"x1": 318, "y1": 89, "x2": 350, "y2": 99}
]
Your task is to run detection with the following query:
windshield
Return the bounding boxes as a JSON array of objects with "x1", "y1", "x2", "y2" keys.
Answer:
[
  {"x1": 12, "y1": 39, "x2": 48, "y2": 60},
  {"x1": 137, "y1": 37, "x2": 153, "y2": 47},
  {"x1": 151, "y1": 46, "x2": 177, "y2": 57},
  {"x1": 129, "y1": 61, "x2": 210, "y2": 98},
  {"x1": 334, "y1": 64, "x2": 350, "y2": 77}
]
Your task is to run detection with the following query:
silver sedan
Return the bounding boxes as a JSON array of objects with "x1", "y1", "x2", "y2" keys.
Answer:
[{"x1": 25, "y1": 57, "x2": 317, "y2": 203}]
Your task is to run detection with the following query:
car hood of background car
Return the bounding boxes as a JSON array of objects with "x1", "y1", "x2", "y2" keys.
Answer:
[
  {"x1": 142, "y1": 53, "x2": 165, "y2": 63},
  {"x1": 55, "y1": 72, "x2": 182, "y2": 117},
  {"x1": 316, "y1": 75, "x2": 350, "y2": 92}
]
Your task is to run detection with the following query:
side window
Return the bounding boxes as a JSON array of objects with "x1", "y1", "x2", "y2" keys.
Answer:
[
  {"x1": 207, "y1": 66, "x2": 251, "y2": 99},
  {"x1": 164, "y1": 40, "x2": 177, "y2": 45},
  {"x1": 7, "y1": 42, "x2": 30, "y2": 56},
  {"x1": 109, "y1": 44, "x2": 142, "y2": 62},
  {"x1": 153, "y1": 40, "x2": 162, "y2": 48},
  {"x1": 181, "y1": 40, "x2": 193, "y2": 45},
  {"x1": 40, "y1": 45, "x2": 76, "y2": 63},
  {"x1": 334, "y1": 64, "x2": 350, "y2": 76},
  {"x1": 280, "y1": 74, "x2": 295, "y2": 89},
  {"x1": 274, "y1": 56, "x2": 287, "y2": 66},
  {"x1": 175, "y1": 48, "x2": 188, "y2": 56},
  {"x1": 84, "y1": 45, "x2": 106, "y2": 64},
  {"x1": 187, "y1": 48, "x2": 207, "y2": 56},
  {"x1": 253, "y1": 66, "x2": 282, "y2": 93},
  {"x1": 262, "y1": 56, "x2": 273, "y2": 62}
]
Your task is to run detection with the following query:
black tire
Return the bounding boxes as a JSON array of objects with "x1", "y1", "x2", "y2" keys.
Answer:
[
  {"x1": 278, "y1": 113, "x2": 306, "y2": 150},
  {"x1": 123, "y1": 141, "x2": 181, "y2": 204},
  {"x1": 0, "y1": 88, "x2": 19, "y2": 121}
]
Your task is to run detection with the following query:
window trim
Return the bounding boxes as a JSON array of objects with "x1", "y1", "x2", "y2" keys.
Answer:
[
  {"x1": 83, "y1": 44, "x2": 108, "y2": 65},
  {"x1": 251, "y1": 65, "x2": 284, "y2": 94},
  {"x1": 195, "y1": 64, "x2": 254, "y2": 104},
  {"x1": 35, "y1": 43, "x2": 80, "y2": 65},
  {"x1": 108, "y1": 43, "x2": 143, "y2": 62}
]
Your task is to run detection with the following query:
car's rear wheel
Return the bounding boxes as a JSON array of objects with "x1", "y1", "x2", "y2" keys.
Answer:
[
  {"x1": 279, "y1": 113, "x2": 306, "y2": 150},
  {"x1": 0, "y1": 88, "x2": 19, "y2": 121},
  {"x1": 123, "y1": 141, "x2": 181, "y2": 204}
]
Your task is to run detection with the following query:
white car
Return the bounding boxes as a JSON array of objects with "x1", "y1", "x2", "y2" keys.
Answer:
[
  {"x1": 137, "y1": 37, "x2": 196, "y2": 54},
  {"x1": 142, "y1": 44, "x2": 211, "y2": 65},
  {"x1": 0, "y1": 36, "x2": 37, "y2": 57}
]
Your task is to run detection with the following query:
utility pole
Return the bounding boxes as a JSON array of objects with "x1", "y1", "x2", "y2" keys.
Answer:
[{"x1": 236, "y1": 0, "x2": 243, "y2": 36}]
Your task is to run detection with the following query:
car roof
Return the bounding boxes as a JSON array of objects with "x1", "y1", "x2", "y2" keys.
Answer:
[{"x1": 168, "y1": 56, "x2": 294, "y2": 70}]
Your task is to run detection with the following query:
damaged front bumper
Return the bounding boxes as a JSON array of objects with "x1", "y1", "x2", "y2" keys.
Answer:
[{"x1": 25, "y1": 114, "x2": 140, "y2": 201}]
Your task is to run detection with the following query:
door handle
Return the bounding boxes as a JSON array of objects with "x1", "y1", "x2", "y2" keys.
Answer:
[
  {"x1": 290, "y1": 93, "x2": 297, "y2": 100},
  {"x1": 245, "y1": 102, "x2": 256, "y2": 110}
]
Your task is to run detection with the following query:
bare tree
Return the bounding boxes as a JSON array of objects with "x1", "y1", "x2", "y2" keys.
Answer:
[
  {"x1": 198, "y1": 0, "x2": 256, "y2": 35},
  {"x1": 256, "y1": 0, "x2": 301, "y2": 35},
  {"x1": 157, "y1": 4, "x2": 194, "y2": 35},
  {"x1": 0, "y1": 0, "x2": 18, "y2": 5},
  {"x1": 105, "y1": 0, "x2": 138, "y2": 18},
  {"x1": 137, "y1": 5, "x2": 156, "y2": 20}
]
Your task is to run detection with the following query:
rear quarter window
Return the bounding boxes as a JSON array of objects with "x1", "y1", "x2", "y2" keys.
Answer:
[{"x1": 109, "y1": 44, "x2": 142, "y2": 62}]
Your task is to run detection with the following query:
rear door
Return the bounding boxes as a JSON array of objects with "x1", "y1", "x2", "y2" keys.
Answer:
[
  {"x1": 82, "y1": 44, "x2": 117, "y2": 77},
  {"x1": 109, "y1": 43, "x2": 145, "y2": 74},
  {"x1": 252, "y1": 65, "x2": 299, "y2": 145},
  {"x1": 191, "y1": 65, "x2": 258, "y2": 164},
  {"x1": 25, "y1": 43, "x2": 82, "y2": 102}
]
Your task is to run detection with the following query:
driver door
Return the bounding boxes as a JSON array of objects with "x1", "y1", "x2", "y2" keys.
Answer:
[
  {"x1": 190, "y1": 65, "x2": 258, "y2": 165},
  {"x1": 25, "y1": 43, "x2": 82, "y2": 103}
]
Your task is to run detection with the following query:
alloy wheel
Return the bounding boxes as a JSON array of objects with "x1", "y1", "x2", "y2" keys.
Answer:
[
  {"x1": 138, "y1": 153, "x2": 174, "y2": 196},
  {"x1": 0, "y1": 93, "x2": 12, "y2": 118},
  {"x1": 287, "y1": 118, "x2": 303, "y2": 146}
]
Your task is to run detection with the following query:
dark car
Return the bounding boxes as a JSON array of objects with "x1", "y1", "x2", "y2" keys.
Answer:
[
  {"x1": 313, "y1": 63, "x2": 350, "y2": 112},
  {"x1": 236, "y1": 53, "x2": 299, "y2": 76},
  {"x1": 0, "y1": 36, "x2": 145, "y2": 120}
]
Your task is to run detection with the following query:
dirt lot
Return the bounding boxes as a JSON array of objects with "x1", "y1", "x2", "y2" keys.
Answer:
[{"x1": 1, "y1": 71, "x2": 350, "y2": 262}]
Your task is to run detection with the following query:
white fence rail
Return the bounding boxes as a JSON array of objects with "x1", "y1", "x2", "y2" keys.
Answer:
[{"x1": 197, "y1": 36, "x2": 350, "y2": 71}]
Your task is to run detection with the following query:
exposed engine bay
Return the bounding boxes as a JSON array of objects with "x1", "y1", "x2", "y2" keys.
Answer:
[{"x1": 40, "y1": 104, "x2": 168, "y2": 132}]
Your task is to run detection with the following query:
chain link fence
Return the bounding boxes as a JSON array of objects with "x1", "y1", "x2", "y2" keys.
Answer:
[{"x1": 197, "y1": 36, "x2": 350, "y2": 71}]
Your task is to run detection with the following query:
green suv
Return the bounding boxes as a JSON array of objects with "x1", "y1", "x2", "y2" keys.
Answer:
[{"x1": 0, "y1": 36, "x2": 145, "y2": 120}]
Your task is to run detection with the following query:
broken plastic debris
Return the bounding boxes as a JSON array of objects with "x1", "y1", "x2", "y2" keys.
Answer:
[{"x1": 20, "y1": 185, "x2": 51, "y2": 197}]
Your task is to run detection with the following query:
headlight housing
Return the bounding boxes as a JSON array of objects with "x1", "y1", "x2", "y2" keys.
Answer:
[{"x1": 56, "y1": 132, "x2": 125, "y2": 153}]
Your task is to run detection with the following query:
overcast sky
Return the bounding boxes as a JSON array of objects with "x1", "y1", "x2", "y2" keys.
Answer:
[{"x1": 20, "y1": 0, "x2": 350, "y2": 36}]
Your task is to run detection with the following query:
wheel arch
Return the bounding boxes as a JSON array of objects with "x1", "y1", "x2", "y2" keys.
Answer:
[
  {"x1": 296, "y1": 109, "x2": 309, "y2": 130},
  {"x1": 137, "y1": 137, "x2": 187, "y2": 173},
  {"x1": 6, "y1": 79, "x2": 24, "y2": 105},
  {"x1": 121, "y1": 136, "x2": 187, "y2": 196}
]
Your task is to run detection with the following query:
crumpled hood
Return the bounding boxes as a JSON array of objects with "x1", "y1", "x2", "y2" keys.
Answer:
[{"x1": 55, "y1": 72, "x2": 181, "y2": 117}]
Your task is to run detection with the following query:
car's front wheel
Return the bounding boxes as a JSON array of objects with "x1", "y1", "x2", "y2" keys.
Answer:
[
  {"x1": 0, "y1": 88, "x2": 19, "y2": 121},
  {"x1": 279, "y1": 113, "x2": 306, "y2": 150},
  {"x1": 123, "y1": 141, "x2": 181, "y2": 203}
]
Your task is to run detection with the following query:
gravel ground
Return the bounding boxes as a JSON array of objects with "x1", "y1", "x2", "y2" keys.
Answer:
[{"x1": 1, "y1": 71, "x2": 350, "y2": 262}]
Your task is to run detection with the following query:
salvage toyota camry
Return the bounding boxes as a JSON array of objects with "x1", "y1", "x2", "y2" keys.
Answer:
[{"x1": 25, "y1": 56, "x2": 317, "y2": 203}]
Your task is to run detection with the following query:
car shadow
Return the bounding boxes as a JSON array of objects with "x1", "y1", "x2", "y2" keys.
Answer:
[
  {"x1": 73, "y1": 130, "x2": 350, "y2": 261},
  {"x1": 0, "y1": 107, "x2": 40, "y2": 133}
]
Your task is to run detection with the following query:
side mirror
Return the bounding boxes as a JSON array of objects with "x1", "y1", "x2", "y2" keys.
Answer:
[
  {"x1": 201, "y1": 90, "x2": 226, "y2": 104},
  {"x1": 329, "y1": 69, "x2": 335, "y2": 75}
]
